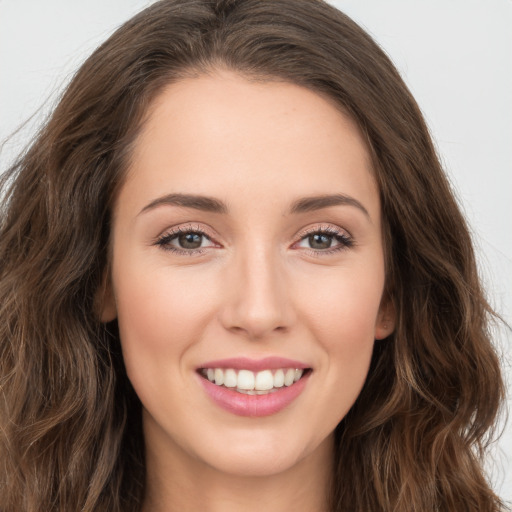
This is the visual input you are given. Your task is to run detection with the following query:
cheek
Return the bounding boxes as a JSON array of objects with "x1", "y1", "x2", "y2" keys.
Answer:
[
  {"x1": 115, "y1": 261, "x2": 214, "y2": 338},
  {"x1": 298, "y1": 263, "x2": 385, "y2": 343},
  {"x1": 296, "y1": 263, "x2": 384, "y2": 401},
  {"x1": 111, "y1": 261, "x2": 218, "y2": 392}
]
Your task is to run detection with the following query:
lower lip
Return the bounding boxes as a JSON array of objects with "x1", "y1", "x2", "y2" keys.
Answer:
[{"x1": 198, "y1": 372, "x2": 311, "y2": 417}]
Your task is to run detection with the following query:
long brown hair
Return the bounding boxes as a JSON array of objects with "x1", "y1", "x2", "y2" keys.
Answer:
[{"x1": 0, "y1": 1, "x2": 506, "y2": 510}]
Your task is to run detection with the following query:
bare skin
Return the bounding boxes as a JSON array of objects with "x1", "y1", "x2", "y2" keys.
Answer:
[
  {"x1": 102, "y1": 69, "x2": 394, "y2": 512},
  {"x1": 143, "y1": 430, "x2": 333, "y2": 512}
]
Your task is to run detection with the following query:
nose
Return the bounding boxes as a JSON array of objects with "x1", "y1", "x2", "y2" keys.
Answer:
[{"x1": 218, "y1": 244, "x2": 294, "y2": 340}]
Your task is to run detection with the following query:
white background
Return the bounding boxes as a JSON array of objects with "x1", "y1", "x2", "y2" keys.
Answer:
[{"x1": 1, "y1": 0, "x2": 510, "y2": 502}]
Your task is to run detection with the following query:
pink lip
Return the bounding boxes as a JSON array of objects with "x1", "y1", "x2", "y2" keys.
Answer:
[
  {"x1": 197, "y1": 371, "x2": 311, "y2": 417},
  {"x1": 198, "y1": 356, "x2": 310, "y2": 372}
]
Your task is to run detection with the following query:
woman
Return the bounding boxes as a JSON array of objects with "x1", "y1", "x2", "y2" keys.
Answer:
[{"x1": 0, "y1": 1, "x2": 507, "y2": 510}]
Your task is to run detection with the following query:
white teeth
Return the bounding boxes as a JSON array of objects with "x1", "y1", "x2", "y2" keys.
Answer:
[
  {"x1": 202, "y1": 367, "x2": 307, "y2": 392},
  {"x1": 255, "y1": 369, "x2": 274, "y2": 390},
  {"x1": 237, "y1": 370, "x2": 255, "y2": 390},
  {"x1": 214, "y1": 368, "x2": 224, "y2": 386},
  {"x1": 223, "y1": 368, "x2": 237, "y2": 388},
  {"x1": 273, "y1": 369, "x2": 285, "y2": 387},
  {"x1": 284, "y1": 369, "x2": 295, "y2": 386}
]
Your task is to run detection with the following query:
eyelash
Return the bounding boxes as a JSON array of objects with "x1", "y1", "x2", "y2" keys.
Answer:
[{"x1": 153, "y1": 224, "x2": 354, "y2": 257}]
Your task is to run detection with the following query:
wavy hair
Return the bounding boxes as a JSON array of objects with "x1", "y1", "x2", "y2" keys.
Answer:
[{"x1": 0, "y1": 0, "x2": 506, "y2": 510}]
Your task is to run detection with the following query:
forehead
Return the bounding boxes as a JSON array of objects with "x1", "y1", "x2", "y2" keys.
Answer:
[{"x1": 120, "y1": 70, "x2": 379, "y2": 220}]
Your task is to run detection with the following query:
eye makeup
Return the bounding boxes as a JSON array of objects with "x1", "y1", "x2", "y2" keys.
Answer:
[
  {"x1": 293, "y1": 224, "x2": 354, "y2": 257},
  {"x1": 153, "y1": 222, "x2": 354, "y2": 257}
]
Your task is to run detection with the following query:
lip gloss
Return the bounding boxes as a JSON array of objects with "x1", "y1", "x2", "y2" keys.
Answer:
[{"x1": 196, "y1": 365, "x2": 311, "y2": 417}]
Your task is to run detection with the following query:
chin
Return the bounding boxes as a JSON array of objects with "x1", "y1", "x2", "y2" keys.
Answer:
[
  {"x1": 205, "y1": 448, "x2": 306, "y2": 478},
  {"x1": 193, "y1": 428, "x2": 332, "y2": 478}
]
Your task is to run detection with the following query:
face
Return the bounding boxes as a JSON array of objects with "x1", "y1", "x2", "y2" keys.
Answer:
[{"x1": 103, "y1": 70, "x2": 394, "y2": 478}]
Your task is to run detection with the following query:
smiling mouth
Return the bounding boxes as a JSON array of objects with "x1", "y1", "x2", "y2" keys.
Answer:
[{"x1": 198, "y1": 367, "x2": 311, "y2": 395}]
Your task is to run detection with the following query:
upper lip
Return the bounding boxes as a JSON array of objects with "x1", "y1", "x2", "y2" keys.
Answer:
[{"x1": 198, "y1": 357, "x2": 310, "y2": 372}]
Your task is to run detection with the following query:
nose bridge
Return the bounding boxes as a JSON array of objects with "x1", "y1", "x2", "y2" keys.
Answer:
[{"x1": 220, "y1": 238, "x2": 292, "y2": 339}]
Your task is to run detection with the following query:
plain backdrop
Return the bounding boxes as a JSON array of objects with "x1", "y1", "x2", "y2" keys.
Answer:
[{"x1": 1, "y1": 0, "x2": 511, "y2": 502}]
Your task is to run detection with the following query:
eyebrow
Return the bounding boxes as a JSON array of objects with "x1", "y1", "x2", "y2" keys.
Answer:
[
  {"x1": 139, "y1": 193, "x2": 228, "y2": 215},
  {"x1": 139, "y1": 192, "x2": 370, "y2": 219},
  {"x1": 289, "y1": 194, "x2": 370, "y2": 218}
]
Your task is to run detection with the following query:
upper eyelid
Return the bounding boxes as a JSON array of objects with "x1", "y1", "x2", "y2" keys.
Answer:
[
  {"x1": 157, "y1": 223, "x2": 217, "y2": 240},
  {"x1": 296, "y1": 223, "x2": 352, "y2": 240},
  {"x1": 157, "y1": 222, "x2": 349, "y2": 238}
]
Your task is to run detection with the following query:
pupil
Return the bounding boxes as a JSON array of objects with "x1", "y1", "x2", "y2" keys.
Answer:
[
  {"x1": 309, "y1": 233, "x2": 332, "y2": 249},
  {"x1": 179, "y1": 232, "x2": 202, "y2": 249}
]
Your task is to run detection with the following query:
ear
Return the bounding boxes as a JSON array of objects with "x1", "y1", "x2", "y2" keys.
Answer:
[
  {"x1": 374, "y1": 294, "x2": 395, "y2": 340},
  {"x1": 95, "y1": 272, "x2": 117, "y2": 323}
]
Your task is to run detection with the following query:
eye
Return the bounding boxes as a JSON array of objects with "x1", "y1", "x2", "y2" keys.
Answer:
[
  {"x1": 154, "y1": 227, "x2": 217, "y2": 255},
  {"x1": 175, "y1": 232, "x2": 207, "y2": 249},
  {"x1": 295, "y1": 227, "x2": 354, "y2": 254}
]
